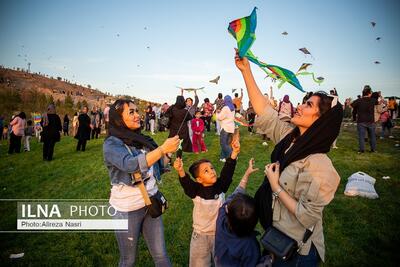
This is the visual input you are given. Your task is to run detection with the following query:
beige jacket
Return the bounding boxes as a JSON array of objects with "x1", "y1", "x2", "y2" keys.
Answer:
[{"x1": 254, "y1": 105, "x2": 340, "y2": 261}]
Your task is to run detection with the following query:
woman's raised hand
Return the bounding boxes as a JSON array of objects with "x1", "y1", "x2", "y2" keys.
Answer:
[
  {"x1": 234, "y1": 49, "x2": 250, "y2": 72},
  {"x1": 160, "y1": 135, "x2": 180, "y2": 154}
]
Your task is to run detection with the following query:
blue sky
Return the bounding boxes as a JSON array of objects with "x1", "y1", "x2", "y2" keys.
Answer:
[{"x1": 0, "y1": 0, "x2": 399, "y2": 106}]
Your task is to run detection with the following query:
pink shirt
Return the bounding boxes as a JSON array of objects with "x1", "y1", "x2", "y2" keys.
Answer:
[{"x1": 10, "y1": 117, "x2": 25, "y2": 136}]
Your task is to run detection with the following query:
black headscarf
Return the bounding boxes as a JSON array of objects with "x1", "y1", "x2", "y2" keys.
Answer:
[
  {"x1": 107, "y1": 100, "x2": 158, "y2": 150},
  {"x1": 175, "y1": 95, "x2": 186, "y2": 109},
  {"x1": 271, "y1": 102, "x2": 343, "y2": 173},
  {"x1": 255, "y1": 102, "x2": 343, "y2": 230}
]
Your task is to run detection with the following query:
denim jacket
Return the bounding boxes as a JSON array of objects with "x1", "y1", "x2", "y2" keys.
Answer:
[{"x1": 103, "y1": 136, "x2": 165, "y2": 186}]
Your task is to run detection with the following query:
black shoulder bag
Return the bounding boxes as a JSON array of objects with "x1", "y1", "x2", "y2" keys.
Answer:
[{"x1": 260, "y1": 225, "x2": 314, "y2": 261}]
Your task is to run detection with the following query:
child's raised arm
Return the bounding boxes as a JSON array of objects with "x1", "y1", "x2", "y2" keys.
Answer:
[
  {"x1": 230, "y1": 135, "x2": 240, "y2": 160},
  {"x1": 239, "y1": 158, "x2": 259, "y2": 189},
  {"x1": 173, "y1": 158, "x2": 185, "y2": 178}
]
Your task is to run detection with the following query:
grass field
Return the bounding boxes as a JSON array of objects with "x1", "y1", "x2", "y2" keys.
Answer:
[{"x1": 0, "y1": 122, "x2": 399, "y2": 267}]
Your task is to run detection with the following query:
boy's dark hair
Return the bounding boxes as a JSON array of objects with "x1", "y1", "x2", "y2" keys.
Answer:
[
  {"x1": 234, "y1": 93, "x2": 239, "y2": 97},
  {"x1": 227, "y1": 193, "x2": 257, "y2": 237},
  {"x1": 27, "y1": 120, "x2": 33, "y2": 126},
  {"x1": 195, "y1": 110, "x2": 201, "y2": 115},
  {"x1": 189, "y1": 159, "x2": 211, "y2": 178}
]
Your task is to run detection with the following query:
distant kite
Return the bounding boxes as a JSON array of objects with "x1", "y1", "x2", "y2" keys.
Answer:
[
  {"x1": 116, "y1": 34, "x2": 120, "y2": 37},
  {"x1": 281, "y1": 31, "x2": 288, "y2": 35},
  {"x1": 371, "y1": 21, "x2": 376, "y2": 27},
  {"x1": 296, "y1": 63, "x2": 324, "y2": 85},
  {"x1": 374, "y1": 61, "x2": 381, "y2": 64},
  {"x1": 176, "y1": 86, "x2": 205, "y2": 93},
  {"x1": 209, "y1": 76, "x2": 220, "y2": 84},
  {"x1": 297, "y1": 63, "x2": 312, "y2": 72},
  {"x1": 376, "y1": 37, "x2": 381, "y2": 41},
  {"x1": 299, "y1": 47, "x2": 313, "y2": 58},
  {"x1": 144, "y1": 27, "x2": 147, "y2": 30}
]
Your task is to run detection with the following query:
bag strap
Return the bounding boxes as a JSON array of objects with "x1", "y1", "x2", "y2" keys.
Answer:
[
  {"x1": 125, "y1": 144, "x2": 152, "y2": 206},
  {"x1": 297, "y1": 225, "x2": 315, "y2": 251}
]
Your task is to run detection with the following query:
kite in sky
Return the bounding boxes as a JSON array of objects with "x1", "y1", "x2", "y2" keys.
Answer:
[
  {"x1": 176, "y1": 86, "x2": 205, "y2": 93},
  {"x1": 296, "y1": 63, "x2": 324, "y2": 85},
  {"x1": 209, "y1": 76, "x2": 220, "y2": 84},
  {"x1": 299, "y1": 47, "x2": 314, "y2": 59},
  {"x1": 228, "y1": 8, "x2": 306, "y2": 92},
  {"x1": 376, "y1": 37, "x2": 381, "y2": 41},
  {"x1": 228, "y1": 7, "x2": 257, "y2": 58},
  {"x1": 282, "y1": 31, "x2": 288, "y2": 35},
  {"x1": 374, "y1": 61, "x2": 381, "y2": 64},
  {"x1": 371, "y1": 21, "x2": 376, "y2": 27},
  {"x1": 297, "y1": 63, "x2": 312, "y2": 72}
]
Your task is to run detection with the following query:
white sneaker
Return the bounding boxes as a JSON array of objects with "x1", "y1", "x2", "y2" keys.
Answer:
[
  {"x1": 332, "y1": 146, "x2": 338, "y2": 149},
  {"x1": 220, "y1": 158, "x2": 226, "y2": 162},
  {"x1": 379, "y1": 137, "x2": 384, "y2": 139},
  {"x1": 389, "y1": 135, "x2": 394, "y2": 139},
  {"x1": 262, "y1": 142, "x2": 268, "y2": 146}
]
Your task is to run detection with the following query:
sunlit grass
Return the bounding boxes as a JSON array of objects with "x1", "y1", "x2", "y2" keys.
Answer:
[{"x1": 0, "y1": 123, "x2": 399, "y2": 266}]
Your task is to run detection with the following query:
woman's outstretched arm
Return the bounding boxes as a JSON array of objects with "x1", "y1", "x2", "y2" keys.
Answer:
[{"x1": 235, "y1": 51, "x2": 269, "y2": 115}]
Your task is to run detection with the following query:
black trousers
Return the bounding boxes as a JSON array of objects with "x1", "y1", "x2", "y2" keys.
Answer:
[
  {"x1": 91, "y1": 128, "x2": 99, "y2": 139},
  {"x1": 201, "y1": 116, "x2": 212, "y2": 132},
  {"x1": 8, "y1": 132, "x2": 22, "y2": 154},
  {"x1": 77, "y1": 139, "x2": 87, "y2": 151},
  {"x1": 43, "y1": 139, "x2": 56, "y2": 160}
]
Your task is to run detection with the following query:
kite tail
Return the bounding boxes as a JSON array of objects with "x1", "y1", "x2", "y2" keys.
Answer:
[
  {"x1": 234, "y1": 118, "x2": 254, "y2": 127},
  {"x1": 296, "y1": 71, "x2": 324, "y2": 85}
]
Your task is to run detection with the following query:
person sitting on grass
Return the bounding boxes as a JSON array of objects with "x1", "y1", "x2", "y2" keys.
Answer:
[
  {"x1": 173, "y1": 137, "x2": 240, "y2": 267},
  {"x1": 214, "y1": 158, "x2": 260, "y2": 267}
]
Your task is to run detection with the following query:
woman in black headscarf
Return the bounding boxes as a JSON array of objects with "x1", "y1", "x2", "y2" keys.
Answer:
[
  {"x1": 75, "y1": 106, "x2": 91, "y2": 151},
  {"x1": 103, "y1": 99, "x2": 179, "y2": 267},
  {"x1": 165, "y1": 95, "x2": 193, "y2": 152},
  {"x1": 41, "y1": 104, "x2": 62, "y2": 161},
  {"x1": 235, "y1": 52, "x2": 343, "y2": 266}
]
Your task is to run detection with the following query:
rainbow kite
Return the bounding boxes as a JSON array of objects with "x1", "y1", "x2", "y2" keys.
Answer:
[
  {"x1": 228, "y1": 7, "x2": 257, "y2": 58},
  {"x1": 228, "y1": 8, "x2": 322, "y2": 92}
]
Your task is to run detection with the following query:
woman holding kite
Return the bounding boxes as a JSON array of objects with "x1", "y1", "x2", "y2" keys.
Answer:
[{"x1": 235, "y1": 52, "x2": 342, "y2": 266}]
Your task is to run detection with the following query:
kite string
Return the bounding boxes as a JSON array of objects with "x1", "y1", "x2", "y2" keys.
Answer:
[{"x1": 176, "y1": 107, "x2": 192, "y2": 137}]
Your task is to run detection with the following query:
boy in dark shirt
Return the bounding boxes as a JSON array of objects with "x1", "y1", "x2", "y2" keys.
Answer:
[
  {"x1": 214, "y1": 158, "x2": 260, "y2": 267},
  {"x1": 173, "y1": 138, "x2": 240, "y2": 267}
]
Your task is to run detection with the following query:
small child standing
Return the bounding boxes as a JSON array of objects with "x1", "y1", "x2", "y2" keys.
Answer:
[
  {"x1": 191, "y1": 110, "x2": 207, "y2": 154},
  {"x1": 24, "y1": 120, "x2": 34, "y2": 151},
  {"x1": 2, "y1": 124, "x2": 8, "y2": 140},
  {"x1": 173, "y1": 138, "x2": 240, "y2": 267},
  {"x1": 214, "y1": 158, "x2": 261, "y2": 267}
]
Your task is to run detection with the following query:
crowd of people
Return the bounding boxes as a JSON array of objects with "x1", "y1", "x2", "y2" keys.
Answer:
[
  {"x1": 0, "y1": 103, "x2": 111, "y2": 159},
  {"x1": 0, "y1": 54, "x2": 399, "y2": 267}
]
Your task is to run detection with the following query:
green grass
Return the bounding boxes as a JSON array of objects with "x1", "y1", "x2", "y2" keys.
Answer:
[{"x1": 0, "y1": 123, "x2": 399, "y2": 267}]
